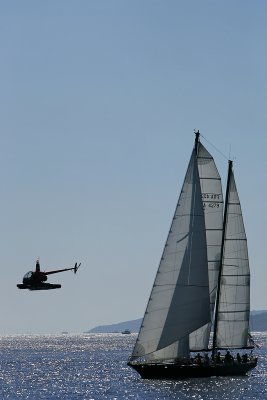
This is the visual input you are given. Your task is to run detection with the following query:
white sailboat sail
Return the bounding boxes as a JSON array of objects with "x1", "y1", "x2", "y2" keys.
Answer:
[
  {"x1": 215, "y1": 164, "x2": 250, "y2": 349},
  {"x1": 130, "y1": 149, "x2": 211, "y2": 361},
  {"x1": 190, "y1": 142, "x2": 224, "y2": 351},
  {"x1": 152, "y1": 141, "x2": 224, "y2": 356}
]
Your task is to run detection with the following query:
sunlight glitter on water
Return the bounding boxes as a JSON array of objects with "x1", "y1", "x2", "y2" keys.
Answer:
[{"x1": 0, "y1": 333, "x2": 266, "y2": 399}]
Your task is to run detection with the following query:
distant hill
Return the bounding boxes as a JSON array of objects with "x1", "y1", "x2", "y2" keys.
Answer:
[
  {"x1": 251, "y1": 310, "x2": 267, "y2": 315},
  {"x1": 87, "y1": 311, "x2": 267, "y2": 333},
  {"x1": 87, "y1": 318, "x2": 142, "y2": 333},
  {"x1": 251, "y1": 311, "x2": 267, "y2": 331}
]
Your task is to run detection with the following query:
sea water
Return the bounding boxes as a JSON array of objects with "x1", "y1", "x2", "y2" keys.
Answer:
[{"x1": 0, "y1": 333, "x2": 266, "y2": 400}]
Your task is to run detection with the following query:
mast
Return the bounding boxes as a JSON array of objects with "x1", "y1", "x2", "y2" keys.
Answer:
[
  {"x1": 194, "y1": 130, "x2": 200, "y2": 154},
  {"x1": 212, "y1": 160, "x2": 233, "y2": 355}
]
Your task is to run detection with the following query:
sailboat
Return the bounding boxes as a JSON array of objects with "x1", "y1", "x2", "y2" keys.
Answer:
[{"x1": 128, "y1": 132, "x2": 257, "y2": 378}]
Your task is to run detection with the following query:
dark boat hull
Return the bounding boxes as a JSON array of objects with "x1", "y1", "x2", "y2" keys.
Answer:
[{"x1": 128, "y1": 359, "x2": 257, "y2": 379}]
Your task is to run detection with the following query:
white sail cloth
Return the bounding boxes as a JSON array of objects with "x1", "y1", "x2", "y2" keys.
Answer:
[
  {"x1": 216, "y1": 167, "x2": 250, "y2": 348},
  {"x1": 131, "y1": 150, "x2": 210, "y2": 360},
  {"x1": 190, "y1": 143, "x2": 223, "y2": 351}
]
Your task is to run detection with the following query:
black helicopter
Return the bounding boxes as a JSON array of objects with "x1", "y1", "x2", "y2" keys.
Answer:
[{"x1": 17, "y1": 259, "x2": 81, "y2": 290}]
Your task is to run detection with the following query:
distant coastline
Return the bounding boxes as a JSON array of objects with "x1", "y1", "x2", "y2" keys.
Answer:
[
  {"x1": 87, "y1": 318, "x2": 141, "y2": 334},
  {"x1": 87, "y1": 310, "x2": 267, "y2": 333}
]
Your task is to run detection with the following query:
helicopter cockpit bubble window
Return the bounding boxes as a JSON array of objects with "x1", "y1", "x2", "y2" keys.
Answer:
[{"x1": 23, "y1": 271, "x2": 33, "y2": 280}]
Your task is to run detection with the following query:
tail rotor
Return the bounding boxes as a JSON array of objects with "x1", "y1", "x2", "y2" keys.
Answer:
[{"x1": 74, "y1": 263, "x2": 81, "y2": 274}]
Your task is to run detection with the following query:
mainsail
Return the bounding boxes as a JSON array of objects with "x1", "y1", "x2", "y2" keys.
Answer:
[
  {"x1": 190, "y1": 141, "x2": 224, "y2": 351},
  {"x1": 130, "y1": 147, "x2": 210, "y2": 361},
  {"x1": 215, "y1": 162, "x2": 250, "y2": 349}
]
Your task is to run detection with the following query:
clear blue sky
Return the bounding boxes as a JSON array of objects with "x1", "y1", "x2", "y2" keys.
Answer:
[{"x1": 0, "y1": 1, "x2": 266, "y2": 333}]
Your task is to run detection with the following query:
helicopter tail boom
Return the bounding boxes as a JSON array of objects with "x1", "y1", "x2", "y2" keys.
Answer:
[{"x1": 44, "y1": 263, "x2": 81, "y2": 276}]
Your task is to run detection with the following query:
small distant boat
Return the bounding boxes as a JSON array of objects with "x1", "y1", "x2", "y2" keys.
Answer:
[
  {"x1": 122, "y1": 330, "x2": 131, "y2": 335},
  {"x1": 128, "y1": 131, "x2": 257, "y2": 379}
]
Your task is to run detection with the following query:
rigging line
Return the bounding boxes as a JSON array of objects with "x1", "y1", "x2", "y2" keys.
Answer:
[{"x1": 200, "y1": 133, "x2": 229, "y2": 161}]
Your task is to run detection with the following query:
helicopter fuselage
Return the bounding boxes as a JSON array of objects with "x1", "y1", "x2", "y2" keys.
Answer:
[{"x1": 17, "y1": 260, "x2": 81, "y2": 291}]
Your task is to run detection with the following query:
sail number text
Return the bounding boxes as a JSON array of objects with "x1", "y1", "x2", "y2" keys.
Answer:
[{"x1": 202, "y1": 193, "x2": 221, "y2": 209}]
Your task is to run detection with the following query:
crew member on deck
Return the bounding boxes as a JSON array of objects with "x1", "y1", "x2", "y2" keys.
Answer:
[
  {"x1": 224, "y1": 351, "x2": 234, "y2": 364},
  {"x1": 215, "y1": 351, "x2": 222, "y2": 364}
]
